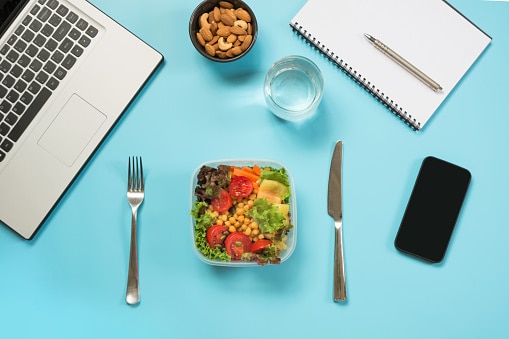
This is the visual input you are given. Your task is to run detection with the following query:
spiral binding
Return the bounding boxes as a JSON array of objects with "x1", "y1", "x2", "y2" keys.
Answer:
[{"x1": 290, "y1": 22, "x2": 421, "y2": 131}]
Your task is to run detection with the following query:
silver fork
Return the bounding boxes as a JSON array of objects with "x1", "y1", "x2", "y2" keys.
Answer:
[{"x1": 126, "y1": 156, "x2": 144, "y2": 305}]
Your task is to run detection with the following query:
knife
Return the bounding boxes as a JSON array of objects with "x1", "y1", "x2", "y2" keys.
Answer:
[{"x1": 328, "y1": 140, "x2": 347, "y2": 301}]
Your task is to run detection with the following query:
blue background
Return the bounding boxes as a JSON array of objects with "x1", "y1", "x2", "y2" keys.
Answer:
[{"x1": 1, "y1": 0, "x2": 508, "y2": 338}]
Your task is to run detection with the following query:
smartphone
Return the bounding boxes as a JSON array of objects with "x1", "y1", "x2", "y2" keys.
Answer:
[{"x1": 394, "y1": 156, "x2": 471, "y2": 263}]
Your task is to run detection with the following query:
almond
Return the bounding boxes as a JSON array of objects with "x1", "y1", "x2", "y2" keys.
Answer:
[
  {"x1": 227, "y1": 34, "x2": 237, "y2": 44},
  {"x1": 225, "y1": 9, "x2": 236, "y2": 21},
  {"x1": 240, "y1": 34, "x2": 252, "y2": 51},
  {"x1": 230, "y1": 25, "x2": 246, "y2": 36},
  {"x1": 213, "y1": 7, "x2": 221, "y2": 22},
  {"x1": 208, "y1": 11, "x2": 215, "y2": 24},
  {"x1": 220, "y1": 13, "x2": 234, "y2": 26},
  {"x1": 210, "y1": 22, "x2": 218, "y2": 35},
  {"x1": 216, "y1": 26, "x2": 231, "y2": 37},
  {"x1": 217, "y1": 51, "x2": 228, "y2": 59},
  {"x1": 231, "y1": 46, "x2": 243, "y2": 56},
  {"x1": 196, "y1": 32, "x2": 206, "y2": 46},
  {"x1": 199, "y1": 27, "x2": 213, "y2": 41},
  {"x1": 235, "y1": 8, "x2": 251, "y2": 23},
  {"x1": 205, "y1": 43, "x2": 216, "y2": 56},
  {"x1": 209, "y1": 35, "x2": 219, "y2": 45},
  {"x1": 219, "y1": 1, "x2": 234, "y2": 9}
]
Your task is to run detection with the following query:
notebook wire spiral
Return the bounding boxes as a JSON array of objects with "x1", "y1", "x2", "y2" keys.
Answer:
[{"x1": 290, "y1": 22, "x2": 420, "y2": 130}]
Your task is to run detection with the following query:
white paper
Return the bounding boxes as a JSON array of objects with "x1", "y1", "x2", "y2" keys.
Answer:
[{"x1": 291, "y1": 0, "x2": 491, "y2": 129}]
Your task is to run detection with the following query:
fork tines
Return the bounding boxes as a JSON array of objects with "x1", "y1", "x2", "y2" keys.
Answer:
[{"x1": 128, "y1": 156, "x2": 144, "y2": 191}]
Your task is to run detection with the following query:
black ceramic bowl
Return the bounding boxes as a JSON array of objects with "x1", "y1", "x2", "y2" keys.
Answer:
[{"x1": 189, "y1": 0, "x2": 258, "y2": 62}]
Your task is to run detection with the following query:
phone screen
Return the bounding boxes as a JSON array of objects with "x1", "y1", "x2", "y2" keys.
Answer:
[{"x1": 394, "y1": 156, "x2": 471, "y2": 263}]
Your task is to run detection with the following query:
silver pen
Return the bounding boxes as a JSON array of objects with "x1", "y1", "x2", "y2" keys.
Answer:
[{"x1": 364, "y1": 33, "x2": 442, "y2": 92}]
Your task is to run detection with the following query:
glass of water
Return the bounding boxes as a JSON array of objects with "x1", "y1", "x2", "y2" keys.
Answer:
[{"x1": 264, "y1": 55, "x2": 324, "y2": 122}]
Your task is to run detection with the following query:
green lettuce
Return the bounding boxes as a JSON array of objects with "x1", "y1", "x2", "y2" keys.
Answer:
[
  {"x1": 259, "y1": 167, "x2": 289, "y2": 186},
  {"x1": 191, "y1": 201, "x2": 231, "y2": 262},
  {"x1": 247, "y1": 198, "x2": 286, "y2": 234}
]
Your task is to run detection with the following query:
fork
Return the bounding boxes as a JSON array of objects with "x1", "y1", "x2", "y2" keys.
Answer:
[{"x1": 126, "y1": 156, "x2": 144, "y2": 305}]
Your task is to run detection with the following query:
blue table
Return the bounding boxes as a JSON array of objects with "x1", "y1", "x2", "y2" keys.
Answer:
[{"x1": 1, "y1": 0, "x2": 508, "y2": 338}]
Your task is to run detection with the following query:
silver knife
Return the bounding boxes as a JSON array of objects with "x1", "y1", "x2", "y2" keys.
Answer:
[{"x1": 328, "y1": 140, "x2": 347, "y2": 301}]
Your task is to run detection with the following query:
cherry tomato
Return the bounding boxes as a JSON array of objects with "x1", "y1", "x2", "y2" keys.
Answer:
[
  {"x1": 251, "y1": 239, "x2": 272, "y2": 253},
  {"x1": 228, "y1": 176, "x2": 254, "y2": 199},
  {"x1": 211, "y1": 189, "x2": 232, "y2": 213},
  {"x1": 224, "y1": 232, "x2": 252, "y2": 260},
  {"x1": 206, "y1": 225, "x2": 229, "y2": 248}
]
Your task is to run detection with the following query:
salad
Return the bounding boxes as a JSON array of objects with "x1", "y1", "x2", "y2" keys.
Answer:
[{"x1": 191, "y1": 163, "x2": 293, "y2": 265}]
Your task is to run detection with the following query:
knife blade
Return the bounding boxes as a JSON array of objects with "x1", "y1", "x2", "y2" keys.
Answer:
[{"x1": 328, "y1": 140, "x2": 346, "y2": 301}]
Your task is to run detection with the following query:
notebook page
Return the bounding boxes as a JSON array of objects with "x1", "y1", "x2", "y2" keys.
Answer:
[{"x1": 291, "y1": 0, "x2": 491, "y2": 129}]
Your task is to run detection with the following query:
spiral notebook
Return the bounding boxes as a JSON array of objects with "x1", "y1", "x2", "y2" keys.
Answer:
[{"x1": 290, "y1": 0, "x2": 491, "y2": 130}]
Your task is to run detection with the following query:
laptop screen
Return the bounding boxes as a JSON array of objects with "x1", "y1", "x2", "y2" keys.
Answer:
[{"x1": 0, "y1": 0, "x2": 29, "y2": 36}]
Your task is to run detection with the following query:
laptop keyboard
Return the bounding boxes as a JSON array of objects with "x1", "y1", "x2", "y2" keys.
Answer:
[{"x1": 0, "y1": 0, "x2": 98, "y2": 162}]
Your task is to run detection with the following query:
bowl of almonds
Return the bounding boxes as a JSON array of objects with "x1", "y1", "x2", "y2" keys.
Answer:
[{"x1": 189, "y1": 0, "x2": 257, "y2": 62}]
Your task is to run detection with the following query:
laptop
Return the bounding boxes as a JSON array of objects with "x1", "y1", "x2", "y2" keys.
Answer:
[{"x1": 0, "y1": 0, "x2": 163, "y2": 239}]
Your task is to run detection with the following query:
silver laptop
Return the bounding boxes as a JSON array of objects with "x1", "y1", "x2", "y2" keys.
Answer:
[{"x1": 0, "y1": 0, "x2": 163, "y2": 239}]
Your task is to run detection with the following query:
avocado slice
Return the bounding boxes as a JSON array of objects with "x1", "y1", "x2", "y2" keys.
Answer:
[
  {"x1": 275, "y1": 203, "x2": 290, "y2": 226},
  {"x1": 257, "y1": 179, "x2": 288, "y2": 204},
  {"x1": 275, "y1": 203, "x2": 290, "y2": 217}
]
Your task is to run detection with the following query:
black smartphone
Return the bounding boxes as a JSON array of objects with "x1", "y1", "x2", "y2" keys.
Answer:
[{"x1": 394, "y1": 156, "x2": 471, "y2": 263}]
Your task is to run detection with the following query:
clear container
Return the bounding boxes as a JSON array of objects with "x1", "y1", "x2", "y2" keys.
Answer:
[
  {"x1": 190, "y1": 159, "x2": 297, "y2": 267},
  {"x1": 264, "y1": 55, "x2": 324, "y2": 121}
]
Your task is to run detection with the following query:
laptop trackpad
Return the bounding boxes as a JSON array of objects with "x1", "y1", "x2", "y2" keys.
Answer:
[{"x1": 38, "y1": 94, "x2": 106, "y2": 167}]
